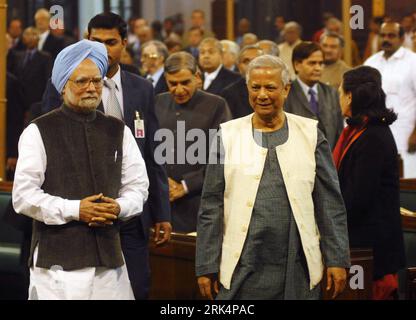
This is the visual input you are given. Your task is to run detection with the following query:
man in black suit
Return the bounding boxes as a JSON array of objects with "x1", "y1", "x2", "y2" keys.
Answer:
[
  {"x1": 39, "y1": 12, "x2": 171, "y2": 300},
  {"x1": 14, "y1": 27, "x2": 52, "y2": 113},
  {"x1": 34, "y1": 8, "x2": 64, "y2": 61},
  {"x1": 199, "y1": 37, "x2": 241, "y2": 96},
  {"x1": 284, "y1": 41, "x2": 343, "y2": 149},
  {"x1": 155, "y1": 52, "x2": 232, "y2": 232},
  {"x1": 141, "y1": 40, "x2": 169, "y2": 95},
  {"x1": 183, "y1": 26, "x2": 203, "y2": 60},
  {"x1": 8, "y1": 18, "x2": 26, "y2": 51},
  {"x1": 221, "y1": 44, "x2": 264, "y2": 119}
]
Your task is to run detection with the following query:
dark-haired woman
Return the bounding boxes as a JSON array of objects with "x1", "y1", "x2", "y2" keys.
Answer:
[{"x1": 334, "y1": 66, "x2": 405, "y2": 300}]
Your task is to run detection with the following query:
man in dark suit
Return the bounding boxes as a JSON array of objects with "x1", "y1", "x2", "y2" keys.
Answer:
[
  {"x1": 199, "y1": 37, "x2": 241, "y2": 96},
  {"x1": 284, "y1": 41, "x2": 343, "y2": 149},
  {"x1": 221, "y1": 44, "x2": 264, "y2": 119},
  {"x1": 34, "y1": 8, "x2": 64, "y2": 61},
  {"x1": 155, "y1": 52, "x2": 232, "y2": 232},
  {"x1": 141, "y1": 40, "x2": 169, "y2": 95},
  {"x1": 40, "y1": 12, "x2": 171, "y2": 300},
  {"x1": 13, "y1": 27, "x2": 52, "y2": 113},
  {"x1": 183, "y1": 26, "x2": 203, "y2": 60},
  {"x1": 8, "y1": 18, "x2": 26, "y2": 51}
]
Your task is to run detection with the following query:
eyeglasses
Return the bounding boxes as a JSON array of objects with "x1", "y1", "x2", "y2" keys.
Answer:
[
  {"x1": 380, "y1": 32, "x2": 399, "y2": 39},
  {"x1": 142, "y1": 53, "x2": 160, "y2": 60},
  {"x1": 68, "y1": 77, "x2": 104, "y2": 90}
]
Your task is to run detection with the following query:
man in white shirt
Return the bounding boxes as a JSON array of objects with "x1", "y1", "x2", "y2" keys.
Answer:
[
  {"x1": 141, "y1": 40, "x2": 169, "y2": 95},
  {"x1": 365, "y1": 22, "x2": 416, "y2": 178},
  {"x1": 278, "y1": 21, "x2": 302, "y2": 79},
  {"x1": 12, "y1": 40, "x2": 149, "y2": 300}
]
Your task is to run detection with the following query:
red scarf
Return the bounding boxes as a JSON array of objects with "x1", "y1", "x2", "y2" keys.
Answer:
[{"x1": 333, "y1": 120, "x2": 368, "y2": 171}]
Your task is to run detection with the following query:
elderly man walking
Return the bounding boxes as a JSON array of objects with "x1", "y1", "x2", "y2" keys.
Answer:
[{"x1": 12, "y1": 40, "x2": 149, "y2": 300}]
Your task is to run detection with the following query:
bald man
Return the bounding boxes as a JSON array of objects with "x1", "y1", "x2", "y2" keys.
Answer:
[{"x1": 12, "y1": 40, "x2": 149, "y2": 300}]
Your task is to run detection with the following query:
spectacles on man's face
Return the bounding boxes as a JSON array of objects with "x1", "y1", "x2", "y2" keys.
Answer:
[
  {"x1": 142, "y1": 53, "x2": 160, "y2": 60},
  {"x1": 68, "y1": 77, "x2": 104, "y2": 90},
  {"x1": 380, "y1": 32, "x2": 399, "y2": 39}
]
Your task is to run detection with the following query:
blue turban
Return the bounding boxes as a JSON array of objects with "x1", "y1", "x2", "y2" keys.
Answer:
[{"x1": 51, "y1": 39, "x2": 108, "y2": 93}]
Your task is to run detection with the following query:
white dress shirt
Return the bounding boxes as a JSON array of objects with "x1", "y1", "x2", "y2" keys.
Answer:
[
  {"x1": 102, "y1": 66, "x2": 124, "y2": 118},
  {"x1": 365, "y1": 47, "x2": 416, "y2": 178},
  {"x1": 13, "y1": 124, "x2": 149, "y2": 225},
  {"x1": 147, "y1": 66, "x2": 164, "y2": 88},
  {"x1": 203, "y1": 64, "x2": 222, "y2": 90},
  {"x1": 38, "y1": 30, "x2": 49, "y2": 51}
]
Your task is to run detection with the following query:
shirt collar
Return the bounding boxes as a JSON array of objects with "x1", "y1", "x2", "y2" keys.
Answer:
[
  {"x1": 105, "y1": 65, "x2": 122, "y2": 91},
  {"x1": 204, "y1": 64, "x2": 223, "y2": 79},
  {"x1": 40, "y1": 30, "x2": 49, "y2": 40},
  {"x1": 297, "y1": 77, "x2": 318, "y2": 96},
  {"x1": 150, "y1": 66, "x2": 164, "y2": 86}
]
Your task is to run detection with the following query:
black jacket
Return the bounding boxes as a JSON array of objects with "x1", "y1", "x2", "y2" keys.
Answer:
[
  {"x1": 337, "y1": 123, "x2": 406, "y2": 279},
  {"x1": 41, "y1": 33, "x2": 65, "y2": 61},
  {"x1": 14, "y1": 50, "x2": 52, "y2": 112},
  {"x1": 203, "y1": 66, "x2": 241, "y2": 96},
  {"x1": 221, "y1": 77, "x2": 252, "y2": 119}
]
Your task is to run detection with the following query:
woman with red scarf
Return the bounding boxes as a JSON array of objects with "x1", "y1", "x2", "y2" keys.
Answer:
[{"x1": 334, "y1": 66, "x2": 405, "y2": 300}]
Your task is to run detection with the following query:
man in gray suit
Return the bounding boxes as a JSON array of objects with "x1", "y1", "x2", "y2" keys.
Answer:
[
  {"x1": 155, "y1": 52, "x2": 232, "y2": 233},
  {"x1": 284, "y1": 41, "x2": 343, "y2": 149}
]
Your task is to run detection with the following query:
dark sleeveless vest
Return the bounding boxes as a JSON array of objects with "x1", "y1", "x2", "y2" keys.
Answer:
[{"x1": 29, "y1": 105, "x2": 125, "y2": 270}]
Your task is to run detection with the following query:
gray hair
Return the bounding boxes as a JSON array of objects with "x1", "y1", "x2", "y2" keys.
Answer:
[
  {"x1": 238, "y1": 44, "x2": 264, "y2": 63},
  {"x1": 243, "y1": 33, "x2": 258, "y2": 43},
  {"x1": 257, "y1": 40, "x2": 280, "y2": 56},
  {"x1": 164, "y1": 51, "x2": 197, "y2": 74},
  {"x1": 220, "y1": 40, "x2": 240, "y2": 57},
  {"x1": 319, "y1": 32, "x2": 345, "y2": 48},
  {"x1": 199, "y1": 37, "x2": 223, "y2": 53},
  {"x1": 142, "y1": 40, "x2": 169, "y2": 60},
  {"x1": 246, "y1": 55, "x2": 290, "y2": 86},
  {"x1": 283, "y1": 21, "x2": 302, "y2": 35}
]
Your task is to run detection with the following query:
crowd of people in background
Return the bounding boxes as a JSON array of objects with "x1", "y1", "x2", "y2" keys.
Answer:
[{"x1": 3, "y1": 7, "x2": 416, "y2": 300}]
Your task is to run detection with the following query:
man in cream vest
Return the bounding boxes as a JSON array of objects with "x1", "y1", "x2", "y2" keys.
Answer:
[{"x1": 196, "y1": 55, "x2": 350, "y2": 300}]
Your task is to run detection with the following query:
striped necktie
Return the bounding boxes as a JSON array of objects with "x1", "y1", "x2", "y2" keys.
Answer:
[{"x1": 104, "y1": 78, "x2": 123, "y2": 120}]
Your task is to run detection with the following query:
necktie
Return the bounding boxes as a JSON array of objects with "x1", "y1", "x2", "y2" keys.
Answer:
[
  {"x1": 23, "y1": 50, "x2": 33, "y2": 68},
  {"x1": 308, "y1": 88, "x2": 319, "y2": 115},
  {"x1": 104, "y1": 79, "x2": 123, "y2": 120},
  {"x1": 146, "y1": 75, "x2": 155, "y2": 87}
]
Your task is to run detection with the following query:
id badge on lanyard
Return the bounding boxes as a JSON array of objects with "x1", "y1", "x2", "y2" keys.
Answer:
[{"x1": 134, "y1": 111, "x2": 145, "y2": 139}]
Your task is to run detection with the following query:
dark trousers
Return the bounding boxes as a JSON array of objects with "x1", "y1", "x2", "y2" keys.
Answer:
[{"x1": 120, "y1": 217, "x2": 150, "y2": 300}]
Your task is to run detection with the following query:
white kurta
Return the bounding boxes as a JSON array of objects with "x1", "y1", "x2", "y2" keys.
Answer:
[
  {"x1": 13, "y1": 124, "x2": 149, "y2": 300},
  {"x1": 365, "y1": 47, "x2": 416, "y2": 178}
]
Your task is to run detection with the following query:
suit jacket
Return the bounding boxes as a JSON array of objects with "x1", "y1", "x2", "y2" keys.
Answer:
[
  {"x1": 41, "y1": 33, "x2": 64, "y2": 61},
  {"x1": 40, "y1": 68, "x2": 171, "y2": 237},
  {"x1": 155, "y1": 90, "x2": 232, "y2": 233},
  {"x1": 337, "y1": 123, "x2": 405, "y2": 279},
  {"x1": 221, "y1": 77, "x2": 252, "y2": 119},
  {"x1": 204, "y1": 66, "x2": 242, "y2": 96},
  {"x1": 15, "y1": 50, "x2": 52, "y2": 112},
  {"x1": 284, "y1": 79, "x2": 343, "y2": 149},
  {"x1": 154, "y1": 73, "x2": 169, "y2": 96},
  {"x1": 6, "y1": 72, "x2": 25, "y2": 158}
]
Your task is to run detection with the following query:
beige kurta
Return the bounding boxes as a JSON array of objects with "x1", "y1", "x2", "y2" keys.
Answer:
[{"x1": 321, "y1": 60, "x2": 351, "y2": 89}]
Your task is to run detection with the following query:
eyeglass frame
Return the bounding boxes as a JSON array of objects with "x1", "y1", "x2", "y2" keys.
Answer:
[{"x1": 67, "y1": 76, "x2": 104, "y2": 90}]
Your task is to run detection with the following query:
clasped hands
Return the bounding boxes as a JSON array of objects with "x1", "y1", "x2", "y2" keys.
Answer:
[{"x1": 79, "y1": 193, "x2": 120, "y2": 227}]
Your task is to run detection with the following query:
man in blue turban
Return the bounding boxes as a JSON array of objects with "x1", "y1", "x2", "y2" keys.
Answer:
[{"x1": 12, "y1": 39, "x2": 149, "y2": 299}]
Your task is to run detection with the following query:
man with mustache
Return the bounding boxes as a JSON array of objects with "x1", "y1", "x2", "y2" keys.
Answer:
[
  {"x1": 365, "y1": 22, "x2": 416, "y2": 178},
  {"x1": 12, "y1": 40, "x2": 149, "y2": 299},
  {"x1": 284, "y1": 41, "x2": 343, "y2": 149}
]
